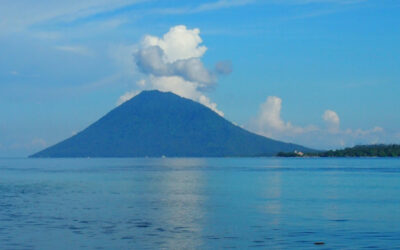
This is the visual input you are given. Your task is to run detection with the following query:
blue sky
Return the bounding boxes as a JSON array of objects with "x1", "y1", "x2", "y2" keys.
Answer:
[{"x1": 1, "y1": 0, "x2": 399, "y2": 156}]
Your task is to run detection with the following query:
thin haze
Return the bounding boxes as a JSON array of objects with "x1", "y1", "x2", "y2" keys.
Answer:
[{"x1": 0, "y1": 0, "x2": 399, "y2": 156}]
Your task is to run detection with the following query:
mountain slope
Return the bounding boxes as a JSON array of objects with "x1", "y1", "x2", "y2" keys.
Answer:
[{"x1": 31, "y1": 90, "x2": 313, "y2": 157}]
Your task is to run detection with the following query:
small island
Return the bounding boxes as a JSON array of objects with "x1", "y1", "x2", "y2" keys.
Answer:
[{"x1": 277, "y1": 144, "x2": 400, "y2": 157}]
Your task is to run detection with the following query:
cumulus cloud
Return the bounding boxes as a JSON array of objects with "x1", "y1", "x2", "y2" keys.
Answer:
[
  {"x1": 135, "y1": 45, "x2": 215, "y2": 85},
  {"x1": 249, "y1": 95, "x2": 385, "y2": 149},
  {"x1": 142, "y1": 25, "x2": 207, "y2": 62},
  {"x1": 117, "y1": 25, "x2": 230, "y2": 115},
  {"x1": 256, "y1": 96, "x2": 286, "y2": 131},
  {"x1": 323, "y1": 109, "x2": 340, "y2": 131},
  {"x1": 251, "y1": 96, "x2": 314, "y2": 137},
  {"x1": 116, "y1": 90, "x2": 140, "y2": 106}
]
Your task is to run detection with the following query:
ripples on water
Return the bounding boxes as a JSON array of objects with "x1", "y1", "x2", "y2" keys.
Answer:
[{"x1": 0, "y1": 158, "x2": 399, "y2": 249}]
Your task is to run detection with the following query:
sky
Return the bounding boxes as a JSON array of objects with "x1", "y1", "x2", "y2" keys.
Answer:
[{"x1": 0, "y1": 0, "x2": 399, "y2": 157}]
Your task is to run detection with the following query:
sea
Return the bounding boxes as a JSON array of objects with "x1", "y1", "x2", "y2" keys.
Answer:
[{"x1": 0, "y1": 158, "x2": 399, "y2": 249}]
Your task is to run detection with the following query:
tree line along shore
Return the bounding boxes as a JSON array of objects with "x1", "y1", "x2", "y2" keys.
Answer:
[{"x1": 277, "y1": 144, "x2": 400, "y2": 157}]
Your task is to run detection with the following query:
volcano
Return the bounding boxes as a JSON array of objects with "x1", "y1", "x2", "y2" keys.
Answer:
[{"x1": 31, "y1": 90, "x2": 312, "y2": 157}]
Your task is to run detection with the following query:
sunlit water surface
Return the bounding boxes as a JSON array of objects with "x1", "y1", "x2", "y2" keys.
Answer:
[{"x1": 0, "y1": 158, "x2": 399, "y2": 249}]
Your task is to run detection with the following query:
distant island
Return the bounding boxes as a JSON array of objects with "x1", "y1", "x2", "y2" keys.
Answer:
[
  {"x1": 277, "y1": 144, "x2": 400, "y2": 157},
  {"x1": 31, "y1": 90, "x2": 314, "y2": 158}
]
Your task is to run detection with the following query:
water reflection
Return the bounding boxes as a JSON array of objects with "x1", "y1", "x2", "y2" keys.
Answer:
[
  {"x1": 263, "y1": 171, "x2": 282, "y2": 218},
  {"x1": 260, "y1": 163, "x2": 283, "y2": 249},
  {"x1": 126, "y1": 158, "x2": 207, "y2": 249},
  {"x1": 156, "y1": 158, "x2": 206, "y2": 249},
  {"x1": 0, "y1": 158, "x2": 399, "y2": 249}
]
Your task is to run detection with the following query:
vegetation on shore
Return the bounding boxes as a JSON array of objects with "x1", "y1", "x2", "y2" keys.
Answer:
[{"x1": 277, "y1": 144, "x2": 400, "y2": 157}]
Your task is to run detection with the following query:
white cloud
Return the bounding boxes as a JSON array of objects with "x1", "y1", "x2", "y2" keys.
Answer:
[
  {"x1": 1, "y1": 138, "x2": 48, "y2": 156},
  {"x1": 193, "y1": 0, "x2": 256, "y2": 13},
  {"x1": 147, "y1": 0, "x2": 257, "y2": 16},
  {"x1": 323, "y1": 109, "x2": 340, "y2": 131},
  {"x1": 251, "y1": 96, "x2": 313, "y2": 137},
  {"x1": 191, "y1": 0, "x2": 363, "y2": 12},
  {"x1": 0, "y1": 0, "x2": 367, "y2": 35},
  {"x1": 143, "y1": 76, "x2": 224, "y2": 116},
  {"x1": 31, "y1": 138, "x2": 47, "y2": 148},
  {"x1": 135, "y1": 45, "x2": 215, "y2": 84},
  {"x1": 173, "y1": 58, "x2": 215, "y2": 85},
  {"x1": 0, "y1": 0, "x2": 147, "y2": 34},
  {"x1": 256, "y1": 96, "x2": 286, "y2": 131},
  {"x1": 249, "y1": 95, "x2": 386, "y2": 149},
  {"x1": 142, "y1": 25, "x2": 207, "y2": 63},
  {"x1": 116, "y1": 90, "x2": 140, "y2": 106},
  {"x1": 152, "y1": 0, "x2": 363, "y2": 16},
  {"x1": 266, "y1": 0, "x2": 366, "y2": 4},
  {"x1": 117, "y1": 25, "x2": 227, "y2": 116},
  {"x1": 345, "y1": 126, "x2": 384, "y2": 137}
]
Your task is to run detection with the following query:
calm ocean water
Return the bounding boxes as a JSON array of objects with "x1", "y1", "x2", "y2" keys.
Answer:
[{"x1": 0, "y1": 158, "x2": 399, "y2": 249}]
